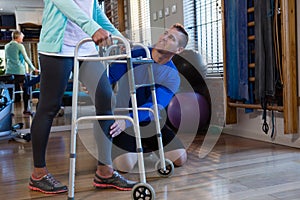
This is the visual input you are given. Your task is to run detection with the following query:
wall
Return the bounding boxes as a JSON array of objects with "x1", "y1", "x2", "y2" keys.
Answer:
[
  {"x1": 15, "y1": 7, "x2": 43, "y2": 26},
  {"x1": 149, "y1": 0, "x2": 183, "y2": 44},
  {"x1": 206, "y1": 78, "x2": 225, "y2": 128},
  {"x1": 0, "y1": 0, "x2": 43, "y2": 27},
  {"x1": 0, "y1": 0, "x2": 43, "y2": 14},
  {"x1": 222, "y1": 1, "x2": 300, "y2": 148}
]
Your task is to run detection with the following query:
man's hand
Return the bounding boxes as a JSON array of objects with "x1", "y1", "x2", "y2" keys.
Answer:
[
  {"x1": 110, "y1": 119, "x2": 126, "y2": 138},
  {"x1": 92, "y1": 28, "x2": 112, "y2": 47}
]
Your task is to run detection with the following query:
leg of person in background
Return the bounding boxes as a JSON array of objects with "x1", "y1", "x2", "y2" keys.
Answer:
[
  {"x1": 14, "y1": 78, "x2": 22, "y2": 103},
  {"x1": 56, "y1": 105, "x2": 65, "y2": 117},
  {"x1": 22, "y1": 75, "x2": 31, "y2": 115},
  {"x1": 11, "y1": 74, "x2": 31, "y2": 116},
  {"x1": 6, "y1": 74, "x2": 23, "y2": 103},
  {"x1": 23, "y1": 74, "x2": 41, "y2": 115},
  {"x1": 6, "y1": 77, "x2": 15, "y2": 103}
]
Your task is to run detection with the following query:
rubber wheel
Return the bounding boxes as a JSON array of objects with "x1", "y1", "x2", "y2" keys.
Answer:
[
  {"x1": 18, "y1": 123, "x2": 24, "y2": 129},
  {"x1": 23, "y1": 133, "x2": 31, "y2": 142},
  {"x1": 132, "y1": 183, "x2": 155, "y2": 200},
  {"x1": 155, "y1": 159, "x2": 174, "y2": 178}
]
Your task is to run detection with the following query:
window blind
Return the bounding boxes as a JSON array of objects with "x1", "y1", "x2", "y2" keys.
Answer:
[
  {"x1": 183, "y1": 0, "x2": 197, "y2": 50},
  {"x1": 184, "y1": 0, "x2": 223, "y2": 76},
  {"x1": 107, "y1": 0, "x2": 223, "y2": 75},
  {"x1": 128, "y1": 0, "x2": 151, "y2": 45}
]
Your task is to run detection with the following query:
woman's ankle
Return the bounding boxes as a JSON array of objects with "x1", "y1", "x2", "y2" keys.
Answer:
[
  {"x1": 96, "y1": 165, "x2": 114, "y2": 178},
  {"x1": 32, "y1": 167, "x2": 48, "y2": 179}
]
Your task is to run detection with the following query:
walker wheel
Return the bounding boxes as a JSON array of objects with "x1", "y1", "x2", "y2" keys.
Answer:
[
  {"x1": 155, "y1": 159, "x2": 174, "y2": 178},
  {"x1": 18, "y1": 123, "x2": 24, "y2": 129},
  {"x1": 12, "y1": 123, "x2": 23, "y2": 130},
  {"x1": 23, "y1": 133, "x2": 31, "y2": 142},
  {"x1": 132, "y1": 183, "x2": 155, "y2": 200}
]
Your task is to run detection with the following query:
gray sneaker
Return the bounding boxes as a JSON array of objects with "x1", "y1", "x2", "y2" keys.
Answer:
[
  {"x1": 29, "y1": 173, "x2": 68, "y2": 194},
  {"x1": 93, "y1": 171, "x2": 137, "y2": 191}
]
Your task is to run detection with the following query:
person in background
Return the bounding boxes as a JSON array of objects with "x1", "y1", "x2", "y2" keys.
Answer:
[
  {"x1": 28, "y1": 0, "x2": 136, "y2": 194},
  {"x1": 4, "y1": 30, "x2": 39, "y2": 116},
  {"x1": 108, "y1": 23, "x2": 189, "y2": 172}
]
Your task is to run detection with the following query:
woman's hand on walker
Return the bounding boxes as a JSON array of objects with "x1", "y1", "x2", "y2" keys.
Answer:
[{"x1": 92, "y1": 28, "x2": 112, "y2": 47}]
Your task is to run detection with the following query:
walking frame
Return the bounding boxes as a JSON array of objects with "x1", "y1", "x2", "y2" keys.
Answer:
[{"x1": 68, "y1": 36, "x2": 174, "y2": 200}]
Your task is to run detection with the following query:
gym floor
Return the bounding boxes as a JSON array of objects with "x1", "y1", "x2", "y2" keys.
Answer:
[{"x1": 1, "y1": 101, "x2": 300, "y2": 199}]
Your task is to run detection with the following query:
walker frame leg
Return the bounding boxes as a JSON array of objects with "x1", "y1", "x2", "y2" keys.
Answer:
[{"x1": 68, "y1": 37, "x2": 166, "y2": 200}]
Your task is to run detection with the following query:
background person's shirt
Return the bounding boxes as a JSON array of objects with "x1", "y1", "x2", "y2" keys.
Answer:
[{"x1": 4, "y1": 40, "x2": 35, "y2": 75}]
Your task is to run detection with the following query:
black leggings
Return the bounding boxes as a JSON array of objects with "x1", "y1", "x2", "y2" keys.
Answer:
[{"x1": 31, "y1": 54, "x2": 114, "y2": 167}]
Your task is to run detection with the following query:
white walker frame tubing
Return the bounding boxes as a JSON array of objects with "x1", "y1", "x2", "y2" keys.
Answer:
[
  {"x1": 128, "y1": 42, "x2": 166, "y2": 171},
  {"x1": 68, "y1": 36, "x2": 163, "y2": 199}
]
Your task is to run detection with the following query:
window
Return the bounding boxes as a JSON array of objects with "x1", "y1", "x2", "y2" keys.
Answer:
[
  {"x1": 127, "y1": 0, "x2": 151, "y2": 45},
  {"x1": 107, "y1": 0, "x2": 223, "y2": 76},
  {"x1": 184, "y1": 0, "x2": 223, "y2": 76}
]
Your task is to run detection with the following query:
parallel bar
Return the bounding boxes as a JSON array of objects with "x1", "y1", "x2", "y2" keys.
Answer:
[{"x1": 228, "y1": 102, "x2": 284, "y2": 112}]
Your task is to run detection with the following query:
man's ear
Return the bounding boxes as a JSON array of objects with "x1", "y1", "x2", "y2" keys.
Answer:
[{"x1": 176, "y1": 46, "x2": 184, "y2": 54}]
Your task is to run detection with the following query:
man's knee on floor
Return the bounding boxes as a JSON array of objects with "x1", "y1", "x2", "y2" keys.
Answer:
[
  {"x1": 113, "y1": 153, "x2": 138, "y2": 173},
  {"x1": 165, "y1": 149, "x2": 187, "y2": 167}
]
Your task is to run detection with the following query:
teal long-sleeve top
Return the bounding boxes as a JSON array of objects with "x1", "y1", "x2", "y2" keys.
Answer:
[
  {"x1": 4, "y1": 40, "x2": 35, "y2": 75},
  {"x1": 38, "y1": 0, "x2": 122, "y2": 53}
]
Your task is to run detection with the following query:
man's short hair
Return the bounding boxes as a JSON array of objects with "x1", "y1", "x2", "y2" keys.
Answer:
[
  {"x1": 12, "y1": 30, "x2": 23, "y2": 40},
  {"x1": 171, "y1": 23, "x2": 189, "y2": 48}
]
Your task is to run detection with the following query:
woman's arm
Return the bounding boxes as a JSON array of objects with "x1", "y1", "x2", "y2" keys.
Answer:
[
  {"x1": 93, "y1": 1, "x2": 123, "y2": 36},
  {"x1": 19, "y1": 44, "x2": 36, "y2": 71},
  {"x1": 49, "y1": 0, "x2": 101, "y2": 37}
]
